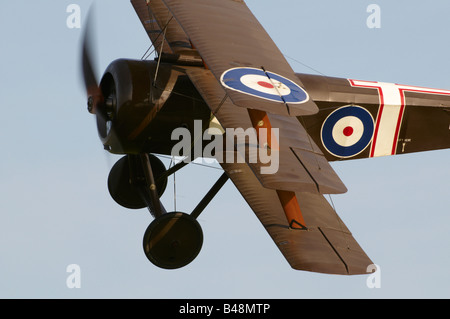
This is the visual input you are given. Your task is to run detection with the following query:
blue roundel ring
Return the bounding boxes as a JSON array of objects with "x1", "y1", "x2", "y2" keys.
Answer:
[
  {"x1": 321, "y1": 105, "x2": 374, "y2": 158},
  {"x1": 220, "y1": 67, "x2": 309, "y2": 104}
]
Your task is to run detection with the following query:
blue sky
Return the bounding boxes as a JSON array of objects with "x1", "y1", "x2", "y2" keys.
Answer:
[{"x1": 1, "y1": 0, "x2": 449, "y2": 298}]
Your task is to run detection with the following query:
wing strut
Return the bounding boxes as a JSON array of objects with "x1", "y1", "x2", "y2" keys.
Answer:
[
  {"x1": 190, "y1": 173, "x2": 229, "y2": 219},
  {"x1": 247, "y1": 109, "x2": 307, "y2": 230}
]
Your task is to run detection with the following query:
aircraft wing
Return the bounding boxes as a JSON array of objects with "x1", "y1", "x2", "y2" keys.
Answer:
[
  {"x1": 148, "y1": 0, "x2": 317, "y2": 117},
  {"x1": 132, "y1": 0, "x2": 373, "y2": 274},
  {"x1": 221, "y1": 159, "x2": 372, "y2": 275},
  {"x1": 186, "y1": 68, "x2": 372, "y2": 274},
  {"x1": 131, "y1": 0, "x2": 203, "y2": 63},
  {"x1": 187, "y1": 68, "x2": 347, "y2": 195}
]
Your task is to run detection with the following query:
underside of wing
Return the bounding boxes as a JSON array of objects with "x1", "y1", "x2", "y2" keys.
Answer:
[
  {"x1": 186, "y1": 68, "x2": 347, "y2": 195},
  {"x1": 185, "y1": 68, "x2": 372, "y2": 274},
  {"x1": 221, "y1": 159, "x2": 373, "y2": 275},
  {"x1": 131, "y1": 0, "x2": 373, "y2": 274}
]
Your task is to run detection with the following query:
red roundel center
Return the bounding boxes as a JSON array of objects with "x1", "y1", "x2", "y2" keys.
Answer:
[
  {"x1": 343, "y1": 126, "x2": 354, "y2": 137},
  {"x1": 257, "y1": 81, "x2": 274, "y2": 89}
]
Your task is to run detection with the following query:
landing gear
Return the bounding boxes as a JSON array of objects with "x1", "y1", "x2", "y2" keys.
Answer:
[
  {"x1": 143, "y1": 212, "x2": 203, "y2": 269},
  {"x1": 108, "y1": 154, "x2": 167, "y2": 210},
  {"x1": 107, "y1": 153, "x2": 229, "y2": 269}
]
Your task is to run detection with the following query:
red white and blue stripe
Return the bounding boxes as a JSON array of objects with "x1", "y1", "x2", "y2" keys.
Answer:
[{"x1": 349, "y1": 79, "x2": 450, "y2": 157}]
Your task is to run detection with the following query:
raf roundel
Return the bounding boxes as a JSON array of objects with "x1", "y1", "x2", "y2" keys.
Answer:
[
  {"x1": 220, "y1": 67, "x2": 309, "y2": 104},
  {"x1": 321, "y1": 105, "x2": 375, "y2": 158}
]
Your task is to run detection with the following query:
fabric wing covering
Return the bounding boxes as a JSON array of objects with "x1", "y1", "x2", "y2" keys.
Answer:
[
  {"x1": 131, "y1": 0, "x2": 374, "y2": 274},
  {"x1": 139, "y1": 0, "x2": 319, "y2": 116},
  {"x1": 186, "y1": 68, "x2": 373, "y2": 275}
]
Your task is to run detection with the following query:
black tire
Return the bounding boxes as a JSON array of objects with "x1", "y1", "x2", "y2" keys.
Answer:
[
  {"x1": 108, "y1": 154, "x2": 167, "y2": 209},
  {"x1": 143, "y1": 212, "x2": 203, "y2": 269}
]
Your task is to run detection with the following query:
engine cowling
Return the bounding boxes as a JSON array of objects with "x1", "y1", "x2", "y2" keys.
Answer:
[
  {"x1": 97, "y1": 59, "x2": 210, "y2": 155},
  {"x1": 98, "y1": 59, "x2": 165, "y2": 154}
]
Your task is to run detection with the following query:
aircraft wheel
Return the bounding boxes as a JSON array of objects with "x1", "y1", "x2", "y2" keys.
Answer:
[
  {"x1": 108, "y1": 154, "x2": 168, "y2": 209},
  {"x1": 143, "y1": 212, "x2": 203, "y2": 269}
]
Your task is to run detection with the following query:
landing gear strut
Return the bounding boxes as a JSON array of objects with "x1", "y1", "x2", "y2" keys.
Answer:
[
  {"x1": 107, "y1": 153, "x2": 229, "y2": 269},
  {"x1": 108, "y1": 153, "x2": 167, "y2": 211}
]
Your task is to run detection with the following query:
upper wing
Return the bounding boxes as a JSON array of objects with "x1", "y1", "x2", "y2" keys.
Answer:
[
  {"x1": 131, "y1": 0, "x2": 202, "y2": 64},
  {"x1": 154, "y1": 0, "x2": 318, "y2": 117}
]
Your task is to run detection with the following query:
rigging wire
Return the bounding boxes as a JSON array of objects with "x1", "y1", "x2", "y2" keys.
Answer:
[
  {"x1": 284, "y1": 52, "x2": 327, "y2": 170},
  {"x1": 154, "y1": 154, "x2": 223, "y2": 171},
  {"x1": 173, "y1": 163, "x2": 176, "y2": 212},
  {"x1": 284, "y1": 54, "x2": 327, "y2": 77},
  {"x1": 327, "y1": 194, "x2": 350, "y2": 249},
  {"x1": 142, "y1": 46, "x2": 156, "y2": 61},
  {"x1": 140, "y1": 14, "x2": 174, "y2": 60},
  {"x1": 168, "y1": 156, "x2": 177, "y2": 212},
  {"x1": 141, "y1": 45, "x2": 155, "y2": 60},
  {"x1": 285, "y1": 53, "x2": 349, "y2": 246},
  {"x1": 153, "y1": 17, "x2": 170, "y2": 84},
  {"x1": 154, "y1": 154, "x2": 223, "y2": 213}
]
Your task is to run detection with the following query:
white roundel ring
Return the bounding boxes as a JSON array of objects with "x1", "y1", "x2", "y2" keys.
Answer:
[
  {"x1": 321, "y1": 105, "x2": 375, "y2": 158},
  {"x1": 220, "y1": 67, "x2": 309, "y2": 104},
  {"x1": 332, "y1": 116, "x2": 364, "y2": 147},
  {"x1": 240, "y1": 74, "x2": 292, "y2": 96}
]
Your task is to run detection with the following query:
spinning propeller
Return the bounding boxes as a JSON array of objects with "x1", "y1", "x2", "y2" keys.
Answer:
[
  {"x1": 79, "y1": 3, "x2": 232, "y2": 271},
  {"x1": 81, "y1": 7, "x2": 116, "y2": 140}
]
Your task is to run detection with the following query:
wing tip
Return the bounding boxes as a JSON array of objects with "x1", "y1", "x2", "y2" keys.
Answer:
[{"x1": 290, "y1": 261, "x2": 375, "y2": 276}]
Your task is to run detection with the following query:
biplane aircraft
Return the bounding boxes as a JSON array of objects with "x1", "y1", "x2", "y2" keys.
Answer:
[{"x1": 81, "y1": 0, "x2": 450, "y2": 275}]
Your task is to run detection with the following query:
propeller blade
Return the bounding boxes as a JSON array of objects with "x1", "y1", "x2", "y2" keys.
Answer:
[{"x1": 80, "y1": 5, "x2": 103, "y2": 114}]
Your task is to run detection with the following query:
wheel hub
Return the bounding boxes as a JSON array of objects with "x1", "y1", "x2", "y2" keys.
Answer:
[{"x1": 143, "y1": 212, "x2": 203, "y2": 269}]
